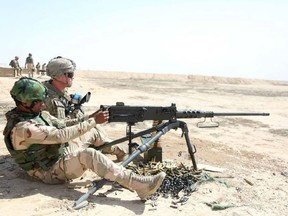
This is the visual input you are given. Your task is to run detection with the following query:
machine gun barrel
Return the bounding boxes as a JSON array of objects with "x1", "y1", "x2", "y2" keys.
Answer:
[{"x1": 176, "y1": 110, "x2": 270, "y2": 119}]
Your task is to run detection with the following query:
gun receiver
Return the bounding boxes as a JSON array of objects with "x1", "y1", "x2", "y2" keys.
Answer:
[{"x1": 100, "y1": 103, "x2": 177, "y2": 123}]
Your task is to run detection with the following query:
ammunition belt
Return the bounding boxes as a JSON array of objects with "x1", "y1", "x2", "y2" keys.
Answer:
[{"x1": 127, "y1": 160, "x2": 203, "y2": 201}]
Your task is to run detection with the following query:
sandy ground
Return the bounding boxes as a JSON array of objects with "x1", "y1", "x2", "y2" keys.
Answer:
[{"x1": 0, "y1": 71, "x2": 287, "y2": 216}]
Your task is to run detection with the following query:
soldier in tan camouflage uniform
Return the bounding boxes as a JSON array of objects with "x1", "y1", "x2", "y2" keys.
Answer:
[
  {"x1": 9, "y1": 56, "x2": 22, "y2": 77},
  {"x1": 3, "y1": 77, "x2": 166, "y2": 200},
  {"x1": 25, "y1": 53, "x2": 35, "y2": 78},
  {"x1": 42, "y1": 56, "x2": 128, "y2": 162}
]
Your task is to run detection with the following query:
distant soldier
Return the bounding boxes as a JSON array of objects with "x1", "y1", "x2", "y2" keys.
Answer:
[
  {"x1": 25, "y1": 53, "x2": 35, "y2": 77},
  {"x1": 9, "y1": 56, "x2": 22, "y2": 77},
  {"x1": 36, "y1": 62, "x2": 41, "y2": 75},
  {"x1": 42, "y1": 63, "x2": 46, "y2": 71},
  {"x1": 41, "y1": 63, "x2": 47, "y2": 75}
]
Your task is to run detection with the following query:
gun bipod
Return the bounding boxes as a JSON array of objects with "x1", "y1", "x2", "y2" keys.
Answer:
[{"x1": 95, "y1": 120, "x2": 197, "y2": 169}]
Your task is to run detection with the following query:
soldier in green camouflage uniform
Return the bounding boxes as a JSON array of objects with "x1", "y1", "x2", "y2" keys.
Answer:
[
  {"x1": 42, "y1": 56, "x2": 128, "y2": 162},
  {"x1": 3, "y1": 77, "x2": 165, "y2": 200}
]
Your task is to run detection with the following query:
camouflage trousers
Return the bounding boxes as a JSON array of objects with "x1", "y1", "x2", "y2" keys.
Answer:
[
  {"x1": 27, "y1": 146, "x2": 126, "y2": 184},
  {"x1": 14, "y1": 68, "x2": 22, "y2": 76},
  {"x1": 26, "y1": 125, "x2": 128, "y2": 184},
  {"x1": 78, "y1": 124, "x2": 128, "y2": 157},
  {"x1": 26, "y1": 63, "x2": 34, "y2": 77}
]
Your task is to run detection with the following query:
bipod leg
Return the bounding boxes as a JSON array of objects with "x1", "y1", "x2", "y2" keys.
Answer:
[
  {"x1": 179, "y1": 121, "x2": 198, "y2": 170},
  {"x1": 73, "y1": 178, "x2": 107, "y2": 209},
  {"x1": 122, "y1": 129, "x2": 166, "y2": 166},
  {"x1": 126, "y1": 123, "x2": 137, "y2": 155}
]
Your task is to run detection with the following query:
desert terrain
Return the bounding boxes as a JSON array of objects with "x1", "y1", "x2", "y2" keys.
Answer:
[{"x1": 0, "y1": 71, "x2": 287, "y2": 216}]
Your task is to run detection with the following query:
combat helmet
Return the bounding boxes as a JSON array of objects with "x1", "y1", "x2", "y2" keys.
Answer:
[
  {"x1": 46, "y1": 56, "x2": 76, "y2": 78},
  {"x1": 10, "y1": 77, "x2": 47, "y2": 103}
]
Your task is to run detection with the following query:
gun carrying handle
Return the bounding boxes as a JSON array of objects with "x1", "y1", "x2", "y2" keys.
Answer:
[{"x1": 197, "y1": 118, "x2": 219, "y2": 128}]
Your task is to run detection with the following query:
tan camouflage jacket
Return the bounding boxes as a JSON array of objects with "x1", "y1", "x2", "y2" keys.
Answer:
[{"x1": 4, "y1": 109, "x2": 96, "y2": 151}]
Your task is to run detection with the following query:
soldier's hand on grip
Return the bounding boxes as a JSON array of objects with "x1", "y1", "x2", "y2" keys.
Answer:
[{"x1": 89, "y1": 109, "x2": 109, "y2": 124}]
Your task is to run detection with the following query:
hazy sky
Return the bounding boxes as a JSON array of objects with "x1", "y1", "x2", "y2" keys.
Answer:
[{"x1": 1, "y1": 0, "x2": 287, "y2": 81}]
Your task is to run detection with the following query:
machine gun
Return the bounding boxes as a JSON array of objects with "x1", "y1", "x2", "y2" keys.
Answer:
[
  {"x1": 73, "y1": 102, "x2": 269, "y2": 209},
  {"x1": 101, "y1": 102, "x2": 269, "y2": 122},
  {"x1": 98, "y1": 102, "x2": 269, "y2": 166}
]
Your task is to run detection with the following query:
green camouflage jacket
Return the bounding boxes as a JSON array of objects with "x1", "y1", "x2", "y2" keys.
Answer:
[{"x1": 42, "y1": 80, "x2": 89, "y2": 127}]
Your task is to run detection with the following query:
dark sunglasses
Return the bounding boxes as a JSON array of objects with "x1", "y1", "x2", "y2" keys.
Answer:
[{"x1": 64, "y1": 73, "x2": 74, "y2": 78}]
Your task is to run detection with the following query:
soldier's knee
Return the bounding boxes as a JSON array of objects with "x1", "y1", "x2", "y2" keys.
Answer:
[
  {"x1": 85, "y1": 147, "x2": 98, "y2": 157},
  {"x1": 78, "y1": 148, "x2": 100, "y2": 167},
  {"x1": 63, "y1": 154, "x2": 85, "y2": 179}
]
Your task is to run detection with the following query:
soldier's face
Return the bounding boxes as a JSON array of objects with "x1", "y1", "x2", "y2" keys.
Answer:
[
  {"x1": 57, "y1": 73, "x2": 74, "y2": 88},
  {"x1": 31, "y1": 100, "x2": 46, "y2": 113},
  {"x1": 65, "y1": 73, "x2": 74, "y2": 87}
]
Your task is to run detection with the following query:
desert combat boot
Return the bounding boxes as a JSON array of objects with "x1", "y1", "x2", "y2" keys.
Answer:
[{"x1": 117, "y1": 170, "x2": 166, "y2": 200}]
